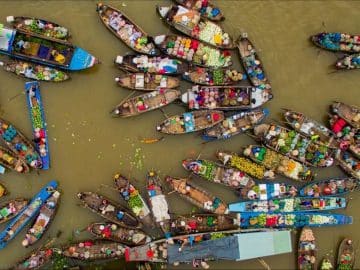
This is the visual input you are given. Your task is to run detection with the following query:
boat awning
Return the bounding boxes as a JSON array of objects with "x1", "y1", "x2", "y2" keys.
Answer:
[
  {"x1": 0, "y1": 26, "x2": 16, "y2": 52},
  {"x1": 69, "y1": 47, "x2": 97, "y2": 71}
]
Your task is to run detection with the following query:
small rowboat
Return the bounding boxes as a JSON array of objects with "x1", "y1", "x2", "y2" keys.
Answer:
[
  {"x1": 0, "y1": 117, "x2": 42, "y2": 169},
  {"x1": 62, "y1": 240, "x2": 127, "y2": 261},
  {"x1": 336, "y1": 151, "x2": 359, "y2": 179},
  {"x1": 0, "y1": 198, "x2": 28, "y2": 224},
  {"x1": 229, "y1": 196, "x2": 347, "y2": 213},
  {"x1": 111, "y1": 89, "x2": 180, "y2": 117},
  {"x1": 115, "y1": 54, "x2": 189, "y2": 75},
  {"x1": 202, "y1": 109, "x2": 268, "y2": 141},
  {"x1": 311, "y1": 32, "x2": 360, "y2": 53},
  {"x1": 238, "y1": 182, "x2": 298, "y2": 201},
  {"x1": 174, "y1": 0, "x2": 224, "y2": 21},
  {"x1": 253, "y1": 123, "x2": 336, "y2": 168},
  {"x1": 115, "y1": 73, "x2": 180, "y2": 91},
  {"x1": 331, "y1": 102, "x2": 360, "y2": 129},
  {"x1": 320, "y1": 257, "x2": 334, "y2": 270},
  {"x1": 77, "y1": 192, "x2": 140, "y2": 229},
  {"x1": 6, "y1": 16, "x2": 70, "y2": 41},
  {"x1": 22, "y1": 190, "x2": 61, "y2": 247},
  {"x1": 11, "y1": 247, "x2": 56, "y2": 270},
  {"x1": 181, "y1": 85, "x2": 272, "y2": 111},
  {"x1": 153, "y1": 34, "x2": 232, "y2": 68},
  {"x1": 169, "y1": 214, "x2": 239, "y2": 235},
  {"x1": 0, "y1": 146, "x2": 29, "y2": 173},
  {"x1": 298, "y1": 227, "x2": 317, "y2": 270},
  {"x1": 299, "y1": 177, "x2": 359, "y2": 197},
  {"x1": 182, "y1": 159, "x2": 256, "y2": 192},
  {"x1": 96, "y1": 3, "x2": 158, "y2": 55},
  {"x1": 88, "y1": 222, "x2": 150, "y2": 246},
  {"x1": 337, "y1": 238, "x2": 355, "y2": 270},
  {"x1": 113, "y1": 174, "x2": 153, "y2": 227},
  {"x1": 25, "y1": 81, "x2": 50, "y2": 170},
  {"x1": 182, "y1": 67, "x2": 246, "y2": 86},
  {"x1": 165, "y1": 176, "x2": 229, "y2": 214},
  {"x1": 157, "y1": 5, "x2": 234, "y2": 49},
  {"x1": 237, "y1": 33, "x2": 271, "y2": 90},
  {"x1": 336, "y1": 54, "x2": 360, "y2": 70},
  {"x1": 0, "y1": 60, "x2": 70, "y2": 82},
  {"x1": 242, "y1": 145, "x2": 315, "y2": 181},
  {"x1": 0, "y1": 182, "x2": 7, "y2": 198}
]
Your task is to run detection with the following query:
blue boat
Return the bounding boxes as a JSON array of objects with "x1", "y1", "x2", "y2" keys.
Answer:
[
  {"x1": 0, "y1": 180, "x2": 58, "y2": 250},
  {"x1": 0, "y1": 26, "x2": 98, "y2": 71},
  {"x1": 238, "y1": 212, "x2": 352, "y2": 229},
  {"x1": 229, "y1": 197, "x2": 347, "y2": 213},
  {"x1": 25, "y1": 81, "x2": 50, "y2": 170}
]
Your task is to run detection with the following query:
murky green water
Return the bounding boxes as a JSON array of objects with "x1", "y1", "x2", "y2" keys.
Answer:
[{"x1": 0, "y1": 1, "x2": 359, "y2": 269}]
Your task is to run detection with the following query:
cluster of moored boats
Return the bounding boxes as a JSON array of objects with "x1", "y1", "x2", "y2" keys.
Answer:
[{"x1": 0, "y1": 0, "x2": 359, "y2": 269}]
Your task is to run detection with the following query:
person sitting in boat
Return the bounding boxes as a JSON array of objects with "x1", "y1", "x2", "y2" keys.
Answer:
[
  {"x1": 24, "y1": 65, "x2": 34, "y2": 78},
  {"x1": 51, "y1": 50, "x2": 66, "y2": 64},
  {"x1": 36, "y1": 20, "x2": 45, "y2": 30},
  {"x1": 109, "y1": 11, "x2": 122, "y2": 31}
]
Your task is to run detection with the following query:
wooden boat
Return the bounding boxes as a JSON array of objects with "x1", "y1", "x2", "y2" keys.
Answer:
[
  {"x1": 202, "y1": 109, "x2": 269, "y2": 141},
  {"x1": 320, "y1": 257, "x2": 334, "y2": 270},
  {"x1": 229, "y1": 196, "x2": 346, "y2": 213},
  {"x1": 169, "y1": 214, "x2": 239, "y2": 235},
  {"x1": 311, "y1": 32, "x2": 360, "y2": 53},
  {"x1": 242, "y1": 145, "x2": 315, "y2": 181},
  {"x1": 0, "y1": 147, "x2": 30, "y2": 173},
  {"x1": 77, "y1": 192, "x2": 140, "y2": 229},
  {"x1": 11, "y1": 247, "x2": 56, "y2": 270},
  {"x1": 115, "y1": 73, "x2": 180, "y2": 91},
  {"x1": 22, "y1": 190, "x2": 61, "y2": 247},
  {"x1": 0, "y1": 60, "x2": 70, "y2": 81},
  {"x1": 0, "y1": 117, "x2": 42, "y2": 169},
  {"x1": 146, "y1": 171, "x2": 171, "y2": 234},
  {"x1": 253, "y1": 123, "x2": 336, "y2": 168},
  {"x1": 298, "y1": 227, "x2": 317, "y2": 270},
  {"x1": 115, "y1": 54, "x2": 189, "y2": 75},
  {"x1": 153, "y1": 34, "x2": 232, "y2": 68},
  {"x1": 0, "y1": 198, "x2": 28, "y2": 224},
  {"x1": 157, "y1": 110, "x2": 224, "y2": 134},
  {"x1": 336, "y1": 151, "x2": 360, "y2": 179},
  {"x1": 181, "y1": 85, "x2": 273, "y2": 111},
  {"x1": 182, "y1": 159, "x2": 256, "y2": 192},
  {"x1": 283, "y1": 109, "x2": 338, "y2": 148},
  {"x1": 25, "y1": 81, "x2": 50, "y2": 170},
  {"x1": 111, "y1": 89, "x2": 180, "y2": 117},
  {"x1": 336, "y1": 54, "x2": 360, "y2": 70},
  {"x1": 331, "y1": 102, "x2": 360, "y2": 129},
  {"x1": 165, "y1": 176, "x2": 229, "y2": 214},
  {"x1": 96, "y1": 3, "x2": 158, "y2": 55},
  {"x1": 238, "y1": 212, "x2": 353, "y2": 229},
  {"x1": 337, "y1": 238, "x2": 355, "y2": 270},
  {"x1": 174, "y1": 0, "x2": 224, "y2": 21},
  {"x1": 0, "y1": 182, "x2": 7, "y2": 198},
  {"x1": 237, "y1": 33, "x2": 271, "y2": 90},
  {"x1": 0, "y1": 180, "x2": 58, "y2": 250},
  {"x1": 157, "y1": 5, "x2": 234, "y2": 49},
  {"x1": 113, "y1": 174, "x2": 153, "y2": 227},
  {"x1": 0, "y1": 26, "x2": 98, "y2": 71},
  {"x1": 62, "y1": 240, "x2": 127, "y2": 261},
  {"x1": 182, "y1": 66, "x2": 245, "y2": 85},
  {"x1": 87, "y1": 222, "x2": 150, "y2": 246},
  {"x1": 299, "y1": 177, "x2": 359, "y2": 197},
  {"x1": 238, "y1": 182, "x2": 298, "y2": 201},
  {"x1": 6, "y1": 16, "x2": 70, "y2": 41}
]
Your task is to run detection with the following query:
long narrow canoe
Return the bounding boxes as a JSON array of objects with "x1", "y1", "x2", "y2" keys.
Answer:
[
  {"x1": 336, "y1": 54, "x2": 360, "y2": 70},
  {"x1": 115, "y1": 73, "x2": 180, "y2": 91},
  {"x1": 0, "y1": 180, "x2": 58, "y2": 250},
  {"x1": 0, "y1": 60, "x2": 70, "y2": 82},
  {"x1": 22, "y1": 190, "x2": 61, "y2": 247},
  {"x1": 229, "y1": 196, "x2": 346, "y2": 213},
  {"x1": 11, "y1": 247, "x2": 56, "y2": 270},
  {"x1": 237, "y1": 33, "x2": 271, "y2": 90},
  {"x1": 336, "y1": 238, "x2": 355, "y2": 270},
  {"x1": 174, "y1": 0, "x2": 224, "y2": 21},
  {"x1": 298, "y1": 227, "x2": 317, "y2": 270},
  {"x1": 153, "y1": 34, "x2": 232, "y2": 68},
  {"x1": 96, "y1": 3, "x2": 158, "y2": 55},
  {"x1": 311, "y1": 32, "x2": 360, "y2": 53},
  {"x1": 181, "y1": 85, "x2": 272, "y2": 110},
  {"x1": 111, "y1": 89, "x2": 180, "y2": 117},
  {"x1": 238, "y1": 182, "x2": 298, "y2": 201},
  {"x1": 0, "y1": 198, "x2": 28, "y2": 224},
  {"x1": 157, "y1": 5, "x2": 234, "y2": 49},
  {"x1": 165, "y1": 176, "x2": 229, "y2": 214},
  {"x1": 157, "y1": 110, "x2": 224, "y2": 134},
  {"x1": 0, "y1": 146, "x2": 29, "y2": 173},
  {"x1": 7, "y1": 16, "x2": 70, "y2": 41},
  {"x1": 0, "y1": 182, "x2": 7, "y2": 198},
  {"x1": 202, "y1": 109, "x2": 268, "y2": 141},
  {"x1": 336, "y1": 150, "x2": 360, "y2": 179},
  {"x1": 25, "y1": 81, "x2": 50, "y2": 170},
  {"x1": 331, "y1": 102, "x2": 360, "y2": 129}
]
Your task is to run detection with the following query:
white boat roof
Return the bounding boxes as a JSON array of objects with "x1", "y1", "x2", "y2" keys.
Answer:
[{"x1": 0, "y1": 27, "x2": 15, "y2": 51}]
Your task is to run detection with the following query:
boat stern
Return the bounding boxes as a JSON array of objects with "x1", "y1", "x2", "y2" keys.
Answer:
[
  {"x1": 69, "y1": 47, "x2": 99, "y2": 71},
  {"x1": 156, "y1": 5, "x2": 170, "y2": 18},
  {"x1": 153, "y1": 35, "x2": 166, "y2": 46}
]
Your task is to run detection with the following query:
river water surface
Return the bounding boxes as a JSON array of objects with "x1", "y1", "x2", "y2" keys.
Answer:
[{"x1": 0, "y1": 1, "x2": 359, "y2": 269}]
